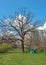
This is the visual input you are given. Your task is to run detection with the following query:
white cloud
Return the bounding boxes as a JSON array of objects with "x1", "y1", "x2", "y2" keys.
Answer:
[
  {"x1": 38, "y1": 26, "x2": 43, "y2": 30},
  {"x1": 43, "y1": 22, "x2": 46, "y2": 29},
  {"x1": 38, "y1": 22, "x2": 46, "y2": 31}
]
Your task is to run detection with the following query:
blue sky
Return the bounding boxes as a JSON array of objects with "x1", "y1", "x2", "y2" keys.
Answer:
[{"x1": 0, "y1": 0, "x2": 46, "y2": 24}]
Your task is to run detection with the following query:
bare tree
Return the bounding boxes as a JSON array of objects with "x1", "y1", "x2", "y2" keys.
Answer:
[{"x1": 0, "y1": 9, "x2": 41, "y2": 52}]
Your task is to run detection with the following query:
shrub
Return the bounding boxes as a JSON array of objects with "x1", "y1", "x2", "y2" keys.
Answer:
[{"x1": 0, "y1": 43, "x2": 12, "y2": 53}]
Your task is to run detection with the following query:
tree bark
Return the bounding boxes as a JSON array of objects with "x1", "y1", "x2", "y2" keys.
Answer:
[{"x1": 21, "y1": 39, "x2": 24, "y2": 52}]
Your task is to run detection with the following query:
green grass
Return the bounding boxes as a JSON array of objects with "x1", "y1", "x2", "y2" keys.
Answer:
[{"x1": 0, "y1": 49, "x2": 46, "y2": 65}]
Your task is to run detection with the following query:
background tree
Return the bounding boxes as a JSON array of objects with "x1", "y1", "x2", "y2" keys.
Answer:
[{"x1": 39, "y1": 30, "x2": 46, "y2": 51}]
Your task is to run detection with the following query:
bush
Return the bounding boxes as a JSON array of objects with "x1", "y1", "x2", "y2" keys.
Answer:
[{"x1": 0, "y1": 43, "x2": 12, "y2": 53}]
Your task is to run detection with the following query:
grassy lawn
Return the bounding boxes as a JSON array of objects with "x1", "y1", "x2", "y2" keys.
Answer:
[{"x1": 0, "y1": 49, "x2": 46, "y2": 65}]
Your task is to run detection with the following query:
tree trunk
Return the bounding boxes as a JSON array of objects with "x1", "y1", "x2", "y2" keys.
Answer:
[{"x1": 21, "y1": 40, "x2": 24, "y2": 52}]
